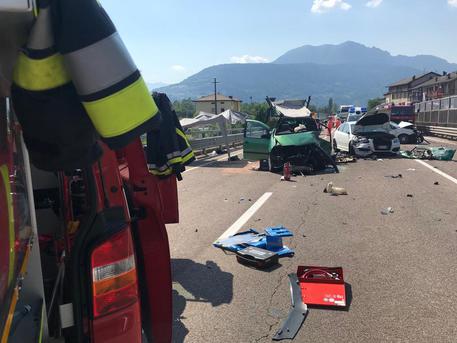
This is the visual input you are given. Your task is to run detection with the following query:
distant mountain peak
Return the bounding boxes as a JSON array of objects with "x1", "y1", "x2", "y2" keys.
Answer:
[
  {"x1": 158, "y1": 41, "x2": 457, "y2": 106},
  {"x1": 273, "y1": 41, "x2": 456, "y2": 71}
]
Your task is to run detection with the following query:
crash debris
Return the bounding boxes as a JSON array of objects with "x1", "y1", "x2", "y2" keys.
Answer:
[
  {"x1": 381, "y1": 207, "x2": 394, "y2": 215},
  {"x1": 400, "y1": 147, "x2": 456, "y2": 161},
  {"x1": 385, "y1": 174, "x2": 403, "y2": 179},
  {"x1": 335, "y1": 152, "x2": 357, "y2": 164},
  {"x1": 214, "y1": 226, "x2": 294, "y2": 269},
  {"x1": 323, "y1": 182, "x2": 348, "y2": 196},
  {"x1": 273, "y1": 267, "x2": 347, "y2": 341},
  {"x1": 273, "y1": 274, "x2": 308, "y2": 341}
]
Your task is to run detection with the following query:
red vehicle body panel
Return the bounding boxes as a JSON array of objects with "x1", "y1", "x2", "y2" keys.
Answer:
[
  {"x1": 118, "y1": 139, "x2": 175, "y2": 343},
  {"x1": 91, "y1": 302, "x2": 142, "y2": 343}
]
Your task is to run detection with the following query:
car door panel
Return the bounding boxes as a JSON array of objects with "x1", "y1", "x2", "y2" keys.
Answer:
[{"x1": 243, "y1": 120, "x2": 271, "y2": 160}]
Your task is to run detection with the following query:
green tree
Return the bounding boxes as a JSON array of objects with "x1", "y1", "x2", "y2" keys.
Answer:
[
  {"x1": 240, "y1": 102, "x2": 271, "y2": 123},
  {"x1": 172, "y1": 98, "x2": 196, "y2": 118},
  {"x1": 328, "y1": 97, "x2": 334, "y2": 113},
  {"x1": 367, "y1": 97, "x2": 385, "y2": 111}
]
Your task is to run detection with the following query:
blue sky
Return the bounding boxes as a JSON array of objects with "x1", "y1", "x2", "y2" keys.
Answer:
[{"x1": 100, "y1": 0, "x2": 457, "y2": 85}]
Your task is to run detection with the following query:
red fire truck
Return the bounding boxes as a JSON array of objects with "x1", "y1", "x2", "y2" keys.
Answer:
[{"x1": 1, "y1": 3, "x2": 178, "y2": 343}]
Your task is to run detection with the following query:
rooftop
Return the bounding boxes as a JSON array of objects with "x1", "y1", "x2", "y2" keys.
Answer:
[
  {"x1": 193, "y1": 93, "x2": 241, "y2": 102},
  {"x1": 411, "y1": 71, "x2": 457, "y2": 90},
  {"x1": 388, "y1": 72, "x2": 440, "y2": 88}
]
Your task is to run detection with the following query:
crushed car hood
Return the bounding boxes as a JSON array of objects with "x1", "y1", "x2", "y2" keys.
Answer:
[
  {"x1": 274, "y1": 131, "x2": 320, "y2": 147},
  {"x1": 353, "y1": 112, "x2": 390, "y2": 135}
]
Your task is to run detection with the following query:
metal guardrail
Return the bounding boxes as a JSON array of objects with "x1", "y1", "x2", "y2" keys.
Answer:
[
  {"x1": 186, "y1": 128, "x2": 244, "y2": 139},
  {"x1": 419, "y1": 125, "x2": 457, "y2": 141},
  {"x1": 188, "y1": 133, "x2": 244, "y2": 152}
]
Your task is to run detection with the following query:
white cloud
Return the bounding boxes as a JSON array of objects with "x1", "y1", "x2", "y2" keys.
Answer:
[
  {"x1": 366, "y1": 0, "x2": 383, "y2": 8},
  {"x1": 230, "y1": 55, "x2": 269, "y2": 64},
  {"x1": 171, "y1": 65, "x2": 185, "y2": 72},
  {"x1": 449, "y1": 0, "x2": 457, "y2": 7},
  {"x1": 311, "y1": 0, "x2": 352, "y2": 13}
]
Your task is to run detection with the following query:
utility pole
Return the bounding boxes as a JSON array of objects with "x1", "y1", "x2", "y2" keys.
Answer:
[{"x1": 213, "y1": 78, "x2": 220, "y2": 114}]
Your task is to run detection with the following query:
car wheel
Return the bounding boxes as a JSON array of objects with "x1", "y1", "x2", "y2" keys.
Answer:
[
  {"x1": 268, "y1": 156, "x2": 282, "y2": 173},
  {"x1": 333, "y1": 139, "x2": 339, "y2": 153},
  {"x1": 349, "y1": 142, "x2": 355, "y2": 156},
  {"x1": 398, "y1": 134, "x2": 409, "y2": 144}
]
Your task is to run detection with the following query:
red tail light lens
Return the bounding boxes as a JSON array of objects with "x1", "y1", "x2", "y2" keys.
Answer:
[{"x1": 91, "y1": 228, "x2": 138, "y2": 318}]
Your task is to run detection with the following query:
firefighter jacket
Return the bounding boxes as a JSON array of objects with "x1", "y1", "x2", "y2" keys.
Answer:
[
  {"x1": 11, "y1": 0, "x2": 160, "y2": 171},
  {"x1": 146, "y1": 93, "x2": 195, "y2": 179}
]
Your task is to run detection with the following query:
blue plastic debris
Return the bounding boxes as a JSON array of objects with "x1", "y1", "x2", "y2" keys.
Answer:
[{"x1": 213, "y1": 226, "x2": 294, "y2": 257}]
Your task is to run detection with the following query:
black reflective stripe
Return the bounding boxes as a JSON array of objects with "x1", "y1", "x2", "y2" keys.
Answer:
[
  {"x1": 79, "y1": 70, "x2": 141, "y2": 102},
  {"x1": 56, "y1": 2, "x2": 116, "y2": 54},
  {"x1": 23, "y1": 46, "x2": 57, "y2": 59},
  {"x1": 102, "y1": 113, "x2": 162, "y2": 150}
]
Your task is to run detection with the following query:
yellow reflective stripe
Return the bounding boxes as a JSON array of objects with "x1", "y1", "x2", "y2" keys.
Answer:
[
  {"x1": 0, "y1": 287, "x2": 18, "y2": 343},
  {"x1": 176, "y1": 128, "x2": 191, "y2": 147},
  {"x1": 83, "y1": 77, "x2": 158, "y2": 138},
  {"x1": 0, "y1": 165, "x2": 15, "y2": 287},
  {"x1": 168, "y1": 156, "x2": 182, "y2": 165},
  {"x1": 13, "y1": 53, "x2": 70, "y2": 91},
  {"x1": 149, "y1": 168, "x2": 173, "y2": 176},
  {"x1": 176, "y1": 128, "x2": 195, "y2": 163},
  {"x1": 182, "y1": 150, "x2": 195, "y2": 164},
  {"x1": 37, "y1": 301, "x2": 45, "y2": 343}
]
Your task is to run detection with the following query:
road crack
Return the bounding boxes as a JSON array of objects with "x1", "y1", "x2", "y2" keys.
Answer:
[{"x1": 253, "y1": 201, "x2": 313, "y2": 342}]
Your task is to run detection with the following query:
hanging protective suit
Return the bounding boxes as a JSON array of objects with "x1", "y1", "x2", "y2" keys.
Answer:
[
  {"x1": 11, "y1": 1, "x2": 102, "y2": 171},
  {"x1": 11, "y1": 0, "x2": 160, "y2": 171},
  {"x1": 146, "y1": 93, "x2": 195, "y2": 179}
]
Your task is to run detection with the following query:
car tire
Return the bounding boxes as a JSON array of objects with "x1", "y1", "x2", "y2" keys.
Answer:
[
  {"x1": 398, "y1": 134, "x2": 409, "y2": 144},
  {"x1": 268, "y1": 156, "x2": 282, "y2": 173},
  {"x1": 349, "y1": 142, "x2": 355, "y2": 156},
  {"x1": 333, "y1": 139, "x2": 339, "y2": 153}
]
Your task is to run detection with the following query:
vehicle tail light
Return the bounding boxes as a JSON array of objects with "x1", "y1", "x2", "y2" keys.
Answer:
[{"x1": 91, "y1": 228, "x2": 138, "y2": 318}]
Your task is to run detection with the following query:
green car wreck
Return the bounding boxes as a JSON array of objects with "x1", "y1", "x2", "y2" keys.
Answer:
[{"x1": 243, "y1": 116, "x2": 338, "y2": 173}]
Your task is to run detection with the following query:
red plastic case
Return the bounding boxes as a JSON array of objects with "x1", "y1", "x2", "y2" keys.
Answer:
[{"x1": 297, "y1": 266, "x2": 346, "y2": 307}]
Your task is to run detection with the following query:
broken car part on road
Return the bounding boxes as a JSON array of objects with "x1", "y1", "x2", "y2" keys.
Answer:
[
  {"x1": 273, "y1": 274, "x2": 308, "y2": 341},
  {"x1": 323, "y1": 182, "x2": 348, "y2": 196},
  {"x1": 273, "y1": 266, "x2": 347, "y2": 340},
  {"x1": 400, "y1": 146, "x2": 456, "y2": 161},
  {"x1": 214, "y1": 226, "x2": 295, "y2": 263}
]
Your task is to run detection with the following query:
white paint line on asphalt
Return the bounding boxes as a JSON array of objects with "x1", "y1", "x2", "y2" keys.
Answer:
[
  {"x1": 214, "y1": 192, "x2": 273, "y2": 244},
  {"x1": 415, "y1": 159, "x2": 457, "y2": 186},
  {"x1": 183, "y1": 150, "x2": 242, "y2": 173}
]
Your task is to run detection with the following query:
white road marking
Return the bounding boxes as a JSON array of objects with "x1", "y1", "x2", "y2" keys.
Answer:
[
  {"x1": 415, "y1": 159, "x2": 457, "y2": 185},
  {"x1": 214, "y1": 192, "x2": 273, "y2": 244},
  {"x1": 183, "y1": 150, "x2": 242, "y2": 173}
]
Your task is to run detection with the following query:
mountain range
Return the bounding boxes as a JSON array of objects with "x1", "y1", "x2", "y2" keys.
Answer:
[{"x1": 157, "y1": 41, "x2": 457, "y2": 106}]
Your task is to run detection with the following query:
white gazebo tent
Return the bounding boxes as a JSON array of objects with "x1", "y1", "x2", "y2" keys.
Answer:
[{"x1": 180, "y1": 109, "x2": 248, "y2": 159}]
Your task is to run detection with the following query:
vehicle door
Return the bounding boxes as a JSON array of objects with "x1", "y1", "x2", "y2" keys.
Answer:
[
  {"x1": 336, "y1": 123, "x2": 349, "y2": 151},
  {"x1": 243, "y1": 119, "x2": 271, "y2": 160}
]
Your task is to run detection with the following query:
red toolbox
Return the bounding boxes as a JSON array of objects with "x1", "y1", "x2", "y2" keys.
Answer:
[{"x1": 297, "y1": 266, "x2": 346, "y2": 307}]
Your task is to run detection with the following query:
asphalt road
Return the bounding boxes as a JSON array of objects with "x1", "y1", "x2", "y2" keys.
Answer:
[{"x1": 167, "y1": 140, "x2": 457, "y2": 343}]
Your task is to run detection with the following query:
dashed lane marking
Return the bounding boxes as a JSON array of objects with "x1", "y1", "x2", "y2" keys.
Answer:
[
  {"x1": 214, "y1": 192, "x2": 273, "y2": 244},
  {"x1": 415, "y1": 159, "x2": 457, "y2": 186}
]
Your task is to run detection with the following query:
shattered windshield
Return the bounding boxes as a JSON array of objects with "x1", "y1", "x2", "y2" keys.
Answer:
[{"x1": 275, "y1": 117, "x2": 318, "y2": 135}]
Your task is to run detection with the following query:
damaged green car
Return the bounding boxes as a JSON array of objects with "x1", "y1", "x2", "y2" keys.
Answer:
[{"x1": 243, "y1": 117, "x2": 338, "y2": 173}]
